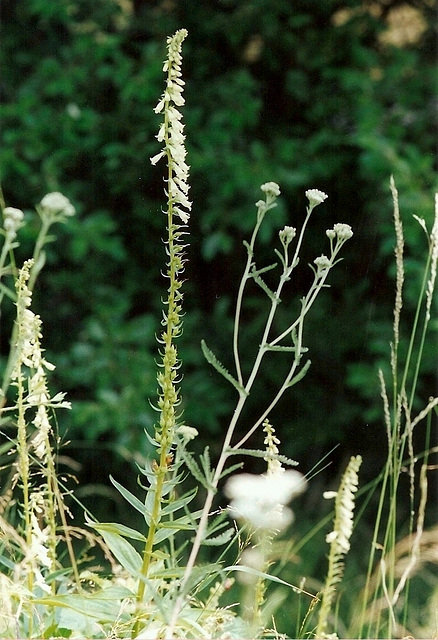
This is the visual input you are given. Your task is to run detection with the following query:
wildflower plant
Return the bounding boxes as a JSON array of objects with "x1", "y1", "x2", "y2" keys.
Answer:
[
  {"x1": 1, "y1": 26, "x2": 436, "y2": 640},
  {"x1": 0, "y1": 193, "x2": 78, "y2": 635},
  {"x1": 76, "y1": 29, "x2": 356, "y2": 638}
]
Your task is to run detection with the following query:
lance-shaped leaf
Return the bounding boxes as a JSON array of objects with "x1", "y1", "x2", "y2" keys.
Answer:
[
  {"x1": 201, "y1": 340, "x2": 248, "y2": 395},
  {"x1": 250, "y1": 263, "x2": 279, "y2": 301}
]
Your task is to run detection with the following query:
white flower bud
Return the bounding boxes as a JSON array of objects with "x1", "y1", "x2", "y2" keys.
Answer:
[
  {"x1": 176, "y1": 425, "x2": 198, "y2": 441},
  {"x1": 333, "y1": 223, "x2": 353, "y2": 240},
  {"x1": 261, "y1": 182, "x2": 281, "y2": 197},
  {"x1": 279, "y1": 225, "x2": 296, "y2": 247},
  {"x1": 3, "y1": 206, "x2": 25, "y2": 240},
  {"x1": 314, "y1": 255, "x2": 331, "y2": 273},
  {"x1": 40, "y1": 192, "x2": 75, "y2": 218}
]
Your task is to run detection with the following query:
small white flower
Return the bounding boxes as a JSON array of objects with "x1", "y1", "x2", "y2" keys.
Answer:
[
  {"x1": 176, "y1": 425, "x2": 198, "y2": 441},
  {"x1": 3, "y1": 206, "x2": 24, "y2": 240},
  {"x1": 323, "y1": 491, "x2": 338, "y2": 499},
  {"x1": 325, "y1": 530, "x2": 338, "y2": 544},
  {"x1": 305, "y1": 189, "x2": 328, "y2": 208},
  {"x1": 40, "y1": 192, "x2": 75, "y2": 218},
  {"x1": 150, "y1": 151, "x2": 166, "y2": 166},
  {"x1": 314, "y1": 255, "x2": 331, "y2": 273},
  {"x1": 279, "y1": 225, "x2": 296, "y2": 247},
  {"x1": 333, "y1": 223, "x2": 353, "y2": 240},
  {"x1": 66, "y1": 103, "x2": 81, "y2": 119},
  {"x1": 326, "y1": 455, "x2": 362, "y2": 555},
  {"x1": 238, "y1": 548, "x2": 265, "y2": 584},
  {"x1": 261, "y1": 182, "x2": 281, "y2": 197}
]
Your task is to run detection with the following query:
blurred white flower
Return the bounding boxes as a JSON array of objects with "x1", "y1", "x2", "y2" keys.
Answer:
[
  {"x1": 40, "y1": 192, "x2": 75, "y2": 218},
  {"x1": 3, "y1": 206, "x2": 24, "y2": 240},
  {"x1": 225, "y1": 470, "x2": 305, "y2": 531},
  {"x1": 66, "y1": 103, "x2": 81, "y2": 119},
  {"x1": 261, "y1": 182, "x2": 281, "y2": 198},
  {"x1": 176, "y1": 425, "x2": 198, "y2": 441}
]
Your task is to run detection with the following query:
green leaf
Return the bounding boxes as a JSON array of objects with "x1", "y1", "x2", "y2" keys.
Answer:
[
  {"x1": 251, "y1": 262, "x2": 277, "y2": 277},
  {"x1": 250, "y1": 266, "x2": 278, "y2": 301},
  {"x1": 201, "y1": 339, "x2": 248, "y2": 395},
  {"x1": 34, "y1": 586, "x2": 134, "y2": 622},
  {"x1": 201, "y1": 528, "x2": 235, "y2": 546},
  {"x1": 92, "y1": 528, "x2": 142, "y2": 577},
  {"x1": 180, "y1": 445, "x2": 216, "y2": 492},
  {"x1": 226, "y1": 448, "x2": 298, "y2": 467},
  {"x1": 110, "y1": 476, "x2": 151, "y2": 519},
  {"x1": 286, "y1": 359, "x2": 312, "y2": 388},
  {"x1": 264, "y1": 344, "x2": 309, "y2": 353},
  {"x1": 224, "y1": 565, "x2": 315, "y2": 598},
  {"x1": 200, "y1": 446, "x2": 212, "y2": 482},
  {"x1": 216, "y1": 461, "x2": 244, "y2": 480},
  {"x1": 160, "y1": 487, "x2": 198, "y2": 516},
  {"x1": 86, "y1": 518, "x2": 146, "y2": 542}
]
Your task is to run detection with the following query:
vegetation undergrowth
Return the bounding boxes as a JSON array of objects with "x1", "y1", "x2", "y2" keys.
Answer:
[{"x1": 0, "y1": 30, "x2": 437, "y2": 639}]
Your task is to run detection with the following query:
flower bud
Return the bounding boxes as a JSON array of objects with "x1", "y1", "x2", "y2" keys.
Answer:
[
  {"x1": 176, "y1": 425, "x2": 198, "y2": 441},
  {"x1": 3, "y1": 206, "x2": 25, "y2": 240},
  {"x1": 260, "y1": 182, "x2": 281, "y2": 198},
  {"x1": 333, "y1": 223, "x2": 353, "y2": 240},
  {"x1": 40, "y1": 192, "x2": 75, "y2": 218},
  {"x1": 279, "y1": 225, "x2": 296, "y2": 247},
  {"x1": 305, "y1": 189, "x2": 328, "y2": 209},
  {"x1": 314, "y1": 255, "x2": 331, "y2": 274}
]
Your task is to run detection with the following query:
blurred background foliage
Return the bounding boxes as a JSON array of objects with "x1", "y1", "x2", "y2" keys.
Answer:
[{"x1": 0, "y1": 0, "x2": 437, "y2": 528}]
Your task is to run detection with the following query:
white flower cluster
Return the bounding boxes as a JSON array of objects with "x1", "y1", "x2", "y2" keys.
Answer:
[
  {"x1": 263, "y1": 418, "x2": 284, "y2": 475},
  {"x1": 40, "y1": 192, "x2": 75, "y2": 218},
  {"x1": 176, "y1": 424, "x2": 198, "y2": 441},
  {"x1": 26, "y1": 493, "x2": 53, "y2": 593},
  {"x1": 3, "y1": 206, "x2": 24, "y2": 241},
  {"x1": 314, "y1": 254, "x2": 331, "y2": 275},
  {"x1": 225, "y1": 469, "x2": 305, "y2": 531},
  {"x1": 279, "y1": 225, "x2": 296, "y2": 247},
  {"x1": 324, "y1": 455, "x2": 362, "y2": 554},
  {"x1": 150, "y1": 29, "x2": 191, "y2": 225},
  {"x1": 261, "y1": 182, "x2": 281, "y2": 198},
  {"x1": 326, "y1": 223, "x2": 353, "y2": 241},
  {"x1": 12, "y1": 261, "x2": 70, "y2": 459},
  {"x1": 306, "y1": 188, "x2": 328, "y2": 209}
]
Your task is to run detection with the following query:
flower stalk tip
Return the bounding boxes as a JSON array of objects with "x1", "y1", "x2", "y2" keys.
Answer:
[
  {"x1": 306, "y1": 188, "x2": 328, "y2": 209},
  {"x1": 151, "y1": 29, "x2": 191, "y2": 226}
]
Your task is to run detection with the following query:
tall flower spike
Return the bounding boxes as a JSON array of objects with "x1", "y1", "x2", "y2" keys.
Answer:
[
  {"x1": 316, "y1": 455, "x2": 362, "y2": 638},
  {"x1": 136, "y1": 31, "x2": 191, "y2": 615},
  {"x1": 150, "y1": 29, "x2": 191, "y2": 225}
]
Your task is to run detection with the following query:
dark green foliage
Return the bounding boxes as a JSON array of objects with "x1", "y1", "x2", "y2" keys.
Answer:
[{"x1": 0, "y1": 0, "x2": 436, "y2": 506}]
